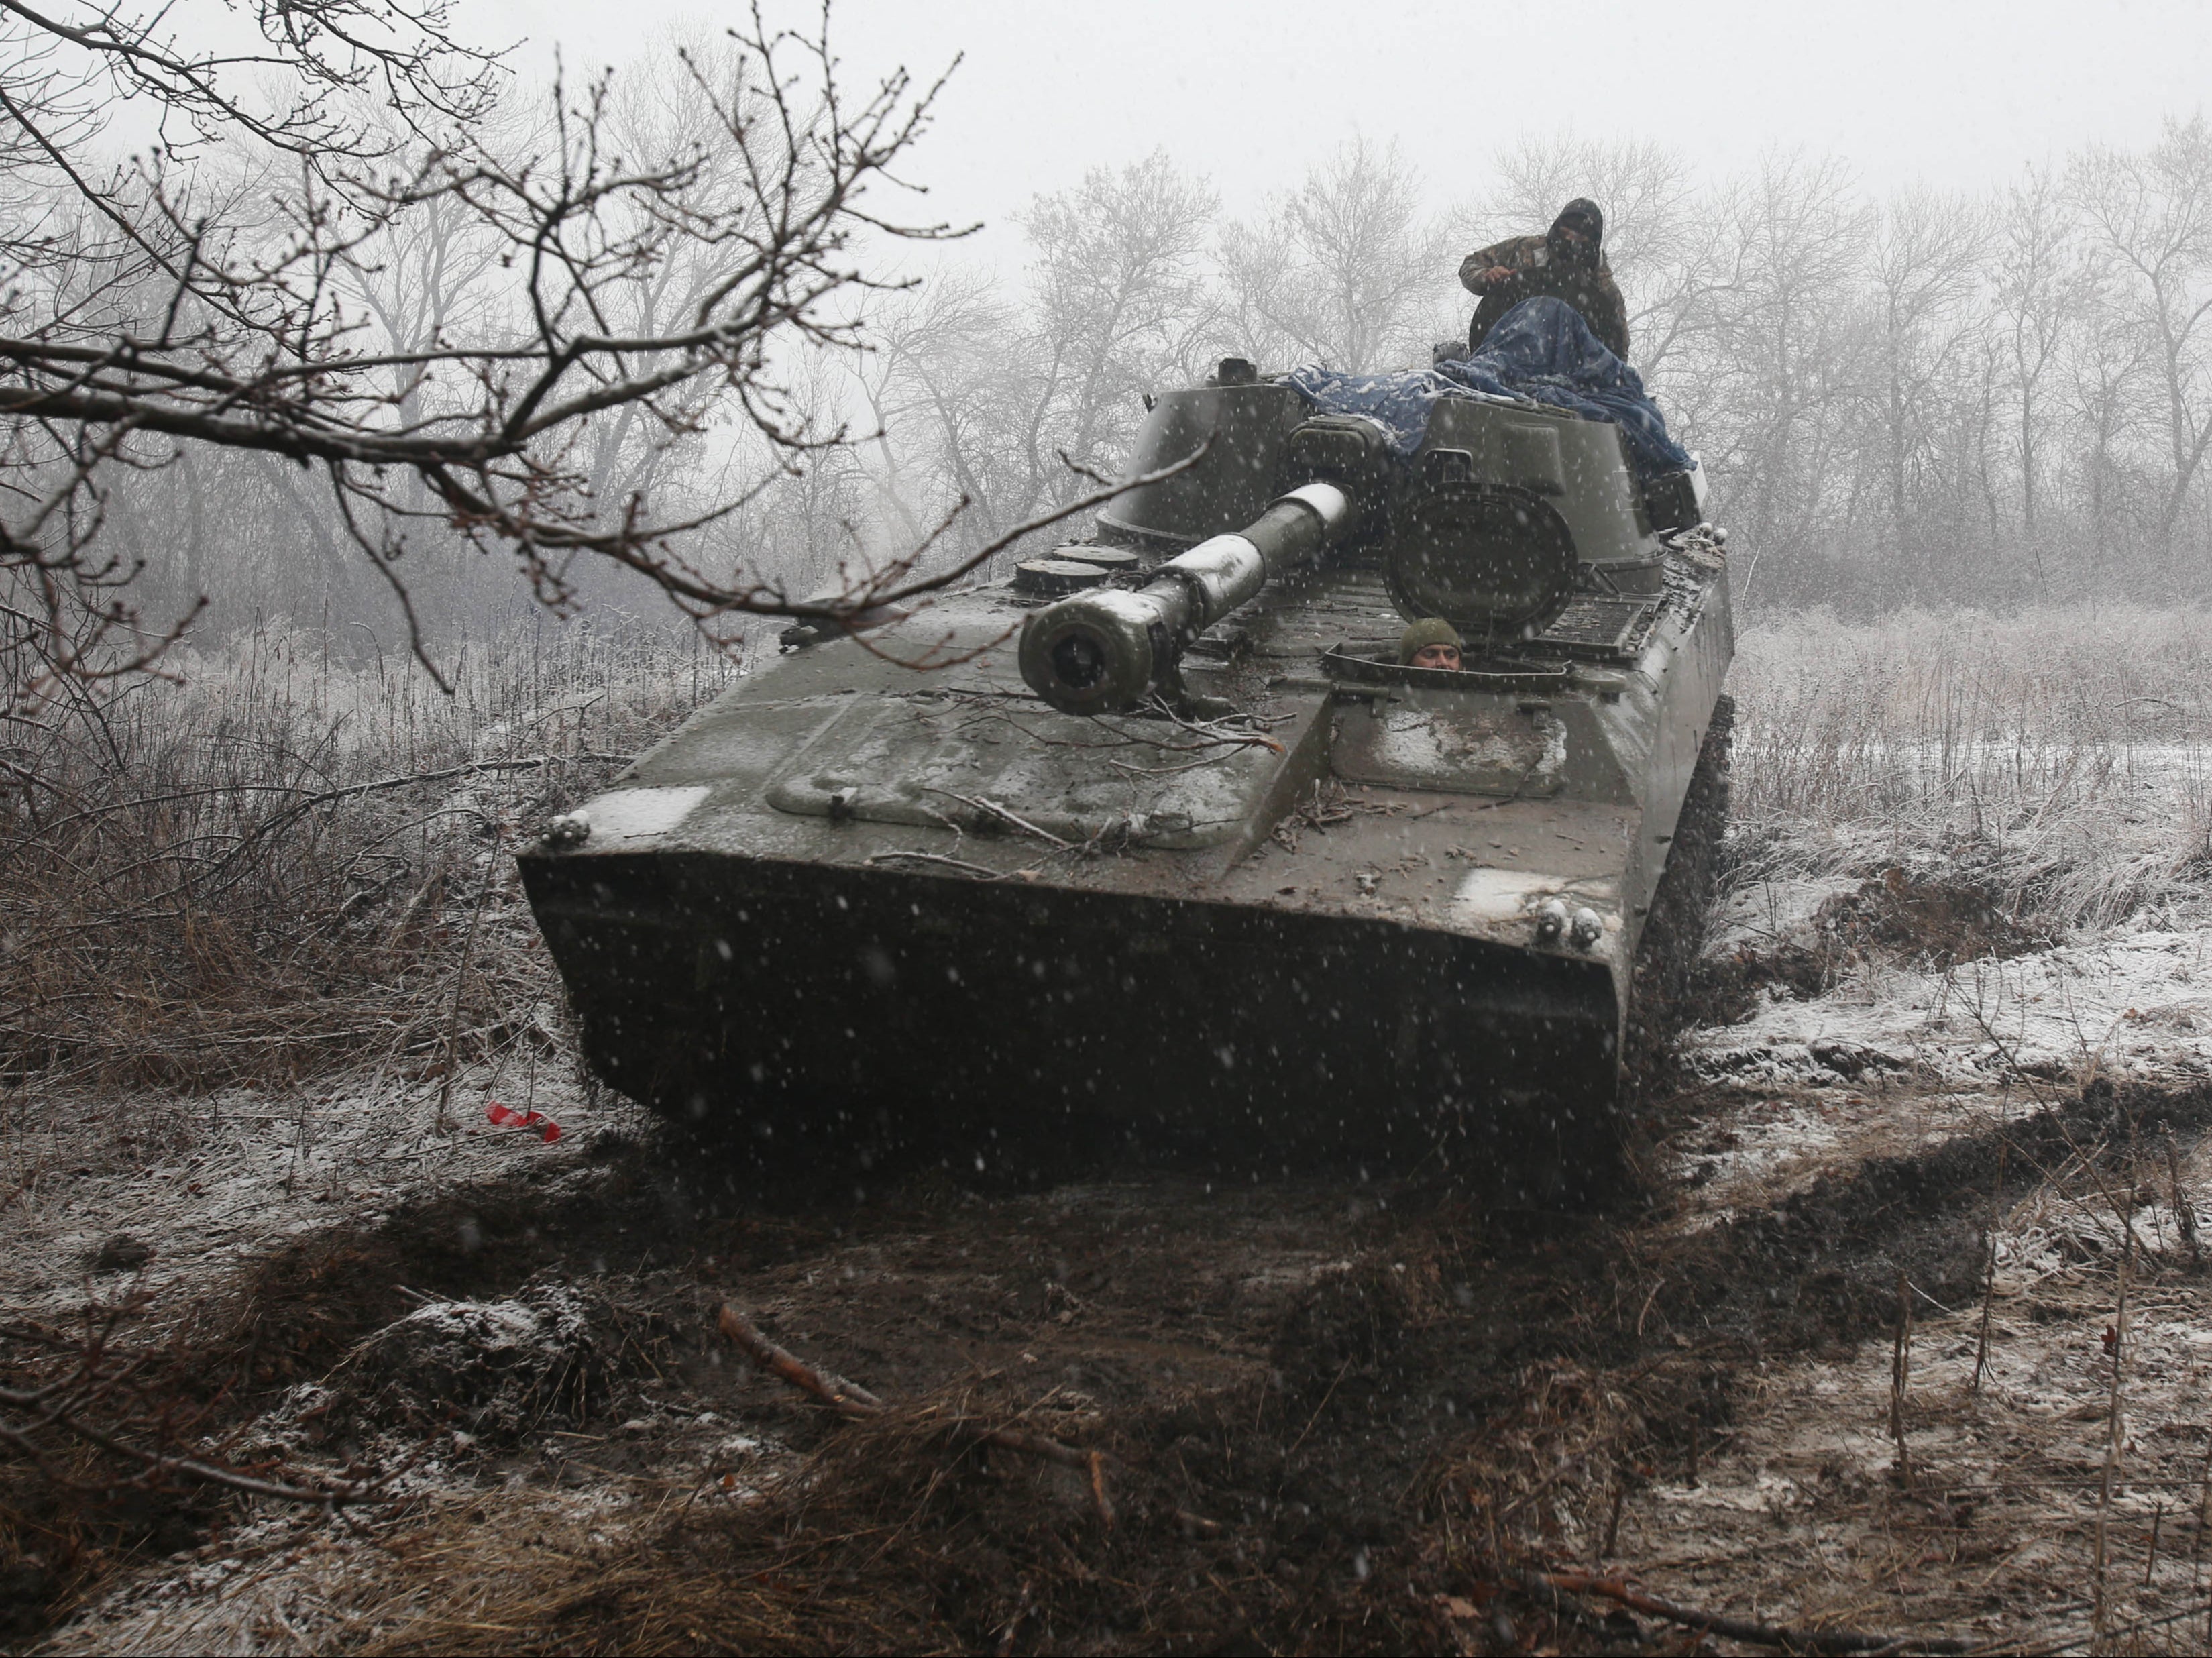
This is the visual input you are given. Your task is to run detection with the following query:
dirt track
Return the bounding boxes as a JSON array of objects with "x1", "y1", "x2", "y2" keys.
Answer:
[{"x1": 9, "y1": 1025, "x2": 2212, "y2": 1656}]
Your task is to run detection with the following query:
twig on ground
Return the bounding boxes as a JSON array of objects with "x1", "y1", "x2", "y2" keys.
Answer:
[
  {"x1": 1087, "y1": 1449, "x2": 1115, "y2": 1529},
  {"x1": 1891, "y1": 1268, "x2": 1914, "y2": 1490},
  {"x1": 1288, "y1": 1356, "x2": 1352, "y2": 1457},
  {"x1": 1999, "y1": 1594, "x2": 2212, "y2": 1657},
  {"x1": 1600, "y1": 1478, "x2": 1626, "y2": 1563},
  {"x1": 2165, "y1": 1129, "x2": 2200, "y2": 1264},
  {"x1": 435, "y1": 826, "x2": 503, "y2": 1131},
  {"x1": 714, "y1": 1302, "x2": 1119, "y2": 1525},
  {"x1": 1975, "y1": 1133, "x2": 2009, "y2": 1396},
  {"x1": 1, "y1": 1304, "x2": 388, "y2": 1508},
  {"x1": 1533, "y1": 1569, "x2": 1970, "y2": 1655},
  {"x1": 993, "y1": 1580, "x2": 1032, "y2": 1656},
  {"x1": 2093, "y1": 1197, "x2": 2133, "y2": 1641},
  {"x1": 715, "y1": 1304, "x2": 883, "y2": 1417},
  {"x1": 964, "y1": 1423, "x2": 1095, "y2": 1471}
]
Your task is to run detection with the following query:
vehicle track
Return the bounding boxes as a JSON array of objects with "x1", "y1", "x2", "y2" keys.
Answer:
[
  {"x1": 15, "y1": 702, "x2": 2211, "y2": 1652},
  {"x1": 23, "y1": 1055, "x2": 2208, "y2": 1655}
]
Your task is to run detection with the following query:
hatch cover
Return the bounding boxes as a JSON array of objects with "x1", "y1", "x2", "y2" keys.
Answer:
[{"x1": 765, "y1": 694, "x2": 1296, "y2": 848}]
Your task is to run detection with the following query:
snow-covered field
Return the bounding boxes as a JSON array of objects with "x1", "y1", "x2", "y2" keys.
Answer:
[
  {"x1": 0, "y1": 1069, "x2": 628, "y2": 1324},
  {"x1": 1663, "y1": 608, "x2": 2212, "y2": 1207},
  {"x1": 1677, "y1": 890, "x2": 2211, "y2": 1213},
  {"x1": 9, "y1": 605, "x2": 2212, "y2": 1655}
]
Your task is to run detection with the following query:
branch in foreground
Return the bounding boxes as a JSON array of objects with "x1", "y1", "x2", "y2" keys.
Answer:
[
  {"x1": 844, "y1": 441, "x2": 1211, "y2": 616},
  {"x1": 779, "y1": 444, "x2": 1212, "y2": 679},
  {"x1": 1, "y1": 3, "x2": 967, "y2": 706},
  {"x1": 714, "y1": 1301, "x2": 1121, "y2": 1526},
  {"x1": 1, "y1": 1310, "x2": 393, "y2": 1508},
  {"x1": 1532, "y1": 1569, "x2": 1970, "y2": 1656},
  {"x1": 715, "y1": 1303, "x2": 883, "y2": 1417}
]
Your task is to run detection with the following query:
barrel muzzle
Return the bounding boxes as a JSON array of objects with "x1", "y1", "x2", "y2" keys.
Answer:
[
  {"x1": 1019, "y1": 482, "x2": 1353, "y2": 715},
  {"x1": 1018, "y1": 588, "x2": 1162, "y2": 716}
]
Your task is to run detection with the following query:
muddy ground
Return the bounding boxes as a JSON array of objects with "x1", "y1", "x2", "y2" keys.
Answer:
[{"x1": 6, "y1": 889, "x2": 2212, "y2": 1656}]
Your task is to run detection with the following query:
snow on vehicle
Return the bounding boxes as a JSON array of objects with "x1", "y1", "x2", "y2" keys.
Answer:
[{"x1": 517, "y1": 358, "x2": 1732, "y2": 1201}]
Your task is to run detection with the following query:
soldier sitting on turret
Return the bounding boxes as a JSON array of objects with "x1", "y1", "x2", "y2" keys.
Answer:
[
  {"x1": 1398, "y1": 618, "x2": 1463, "y2": 671},
  {"x1": 1460, "y1": 199, "x2": 1630, "y2": 362}
]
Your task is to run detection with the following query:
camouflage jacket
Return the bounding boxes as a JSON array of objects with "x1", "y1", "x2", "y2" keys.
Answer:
[{"x1": 1459, "y1": 233, "x2": 1630, "y2": 362}]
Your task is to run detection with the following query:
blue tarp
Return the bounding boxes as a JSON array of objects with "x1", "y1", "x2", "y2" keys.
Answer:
[{"x1": 1281, "y1": 296, "x2": 1694, "y2": 481}]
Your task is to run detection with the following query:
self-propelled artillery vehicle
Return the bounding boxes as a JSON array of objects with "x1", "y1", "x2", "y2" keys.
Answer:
[{"x1": 517, "y1": 359, "x2": 1733, "y2": 1200}]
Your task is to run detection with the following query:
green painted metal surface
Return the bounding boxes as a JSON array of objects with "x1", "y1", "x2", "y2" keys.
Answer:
[{"x1": 518, "y1": 381, "x2": 1731, "y2": 1198}]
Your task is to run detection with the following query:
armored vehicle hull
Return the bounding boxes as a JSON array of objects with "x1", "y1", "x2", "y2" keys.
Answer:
[{"x1": 519, "y1": 375, "x2": 1732, "y2": 1201}]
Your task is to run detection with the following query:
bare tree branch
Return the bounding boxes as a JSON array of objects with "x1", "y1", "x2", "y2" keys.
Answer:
[{"x1": 1, "y1": 0, "x2": 979, "y2": 719}]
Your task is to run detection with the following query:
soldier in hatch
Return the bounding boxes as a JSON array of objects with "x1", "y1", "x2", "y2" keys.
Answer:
[
  {"x1": 1459, "y1": 198, "x2": 1630, "y2": 362},
  {"x1": 1398, "y1": 618, "x2": 1463, "y2": 671}
]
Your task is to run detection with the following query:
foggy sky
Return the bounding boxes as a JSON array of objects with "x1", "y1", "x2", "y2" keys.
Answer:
[{"x1": 474, "y1": 0, "x2": 2209, "y2": 243}]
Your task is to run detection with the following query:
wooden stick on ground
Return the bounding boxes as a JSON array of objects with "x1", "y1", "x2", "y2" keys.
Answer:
[
  {"x1": 1973, "y1": 1134, "x2": 2009, "y2": 1396},
  {"x1": 2164, "y1": 1130, "x2": 2200, "y2": 1264},
  {"x1": 714, "y1": 1302, "x2": 1127, "y2": 1527},
  {"x1": 968, "y1": 1423, "x2": 1090, "y2": 1469},
  {"x1": 2094, "y1": 1206, "x2": 2134, "y2": 1641},
  {"x1": 1534, "y1": 1571, "x2": 1969, "y2": 1655},
  {"x1": 1890, "y1": 1268, "x2": 1914, "y2": 1491},
  {"x1": 716, "y1": 1304, "x2": 884, "y2": 1417}
]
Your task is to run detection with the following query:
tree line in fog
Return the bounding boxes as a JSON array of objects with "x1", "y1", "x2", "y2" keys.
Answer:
[
  {"x1": 857, "y1": 119, "x2": 2212, "y2": 616},
  {"x1": 5, "y1": 9, "x2": 2208, "y2": 683}
]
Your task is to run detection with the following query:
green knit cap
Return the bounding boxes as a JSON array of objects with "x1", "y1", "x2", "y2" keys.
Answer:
[{"x1": 1396, "y1": 616, "x2": 1463, "y2": 664}]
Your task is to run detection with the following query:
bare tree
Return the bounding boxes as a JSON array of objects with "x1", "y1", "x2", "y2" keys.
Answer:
[
  {"x1": 1221, "y1": 137, "x2": 1448, "y2": 373},
  {"x1": 2064, "y1": 276, "x2": 2155, "y2": 592},
  {"x1": 1696, "y1": 152, "x2": 1867, "y2": 597},
  {"x1": 1994, "y1": 167, "x2": 2081, "y2": 561},
  {"x1": 1863, "y1": 190, "x2": 1985, "y2": 561},
  {"x1": 865, "y1": 267, "x2": 1042, "y2": 554},
  {"x1": 863, "y1": 154, "x2": 1219, "y2": 577},
  {"x1": 0, "y1": 0, "x2": 1007, "y2": 718},
  {"x1": 1019, "y1": 151, "x2": 1220, "y2": 485},
  {"x1": 711, "y1": 349, "x2": 875, "y2": 607},
  {"x1": 2071, "y1": 117, "x2": 2212, "y2": 551},
  {"x1": 16, "y1": 37, "x2": 2189, "y2": 662}
]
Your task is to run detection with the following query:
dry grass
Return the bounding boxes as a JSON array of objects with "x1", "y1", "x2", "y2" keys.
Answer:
[
  {"x1": 13, "y1": 602, "x2": 2212, "y2": 1657},
  {"x1": 16, "y1": 602, "x2": 2199, "y2": 1097},
  {"x1": 1727, "y1": 605, "x2": 2212, "y2": 934},
  {"x1": 0, "y1": 618, "x2": 740, "y2": 1093}
]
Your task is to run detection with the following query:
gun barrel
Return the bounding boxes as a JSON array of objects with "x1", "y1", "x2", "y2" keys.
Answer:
[{"x1": 1019, "y1": 482, "x2": 1352, "y2": 714}]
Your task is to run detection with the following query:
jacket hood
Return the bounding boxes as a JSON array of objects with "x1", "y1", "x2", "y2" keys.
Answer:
[{"x1": 1549, "y1": 199, "x2": 1604, "y2": 265}]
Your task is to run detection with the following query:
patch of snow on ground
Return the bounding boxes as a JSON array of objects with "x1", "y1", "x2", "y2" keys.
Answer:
[
  {"x1": 1706, "y1": 872, "x2": 1861, "y2": 956},
  {"x1": 1671, "y1": 865, "x2": 2212, "y2": 1218},
  {"x1": 1690, "y1": 918, "x2": 2212, "y2": 1091},
  {"x1": 0, "y1": 1066, "x2": 649, "y2": 1323}
]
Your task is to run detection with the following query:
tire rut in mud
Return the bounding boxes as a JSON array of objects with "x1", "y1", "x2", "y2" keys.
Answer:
[
  {"x1": 21, "y1": 1055, "x2": 2210, "y2": 1651},
  {"x1": 1668, "y1": 1077, "x2": 2212, "y2": 1348}
]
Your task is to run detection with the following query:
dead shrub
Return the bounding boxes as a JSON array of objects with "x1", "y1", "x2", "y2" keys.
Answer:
[
  {"x1": 1726, "y1": 605, "x2": 2212, "y2": 938},
  {"x1": 351, "y1": 1384, "x2": 1258, "y2": 1657},
  {"x1": 0, "y1": 620, "x2": 737, "y2": 1091}
]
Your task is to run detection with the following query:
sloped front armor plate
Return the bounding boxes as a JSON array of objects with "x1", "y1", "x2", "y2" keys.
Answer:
[
  {"x1": 1331, "y1": 695, "x2": 1567, "y2": 797},
  {"x1": 764, "y1": 693, "x2": 1293, "y2": 848}
]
